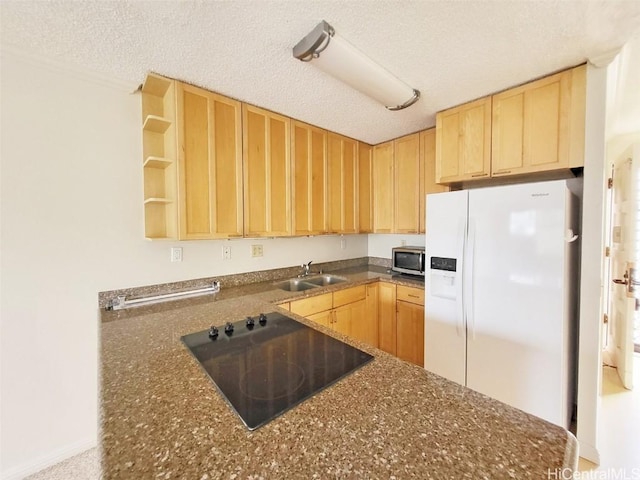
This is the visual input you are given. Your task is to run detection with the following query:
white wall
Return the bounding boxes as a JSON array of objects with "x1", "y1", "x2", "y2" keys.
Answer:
[
  {"x1": 0, "y1": 49, "x2": 367, "y2": 478},
  {"x1": 368, "y1": 234, "x2": 425, "y2": 259}
]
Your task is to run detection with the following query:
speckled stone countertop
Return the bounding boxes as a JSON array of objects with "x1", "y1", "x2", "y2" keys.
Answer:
[{"x1": 101, "y1": 266, "x2": 577, "y2": 479}]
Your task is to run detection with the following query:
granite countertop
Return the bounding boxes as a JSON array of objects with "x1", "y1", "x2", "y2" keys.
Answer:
[{"x1": 101, "y1": 266, "x2": 577, "y2": 479}]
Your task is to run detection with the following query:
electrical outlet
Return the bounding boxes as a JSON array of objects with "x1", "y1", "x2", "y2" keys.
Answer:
[
  {"x1": 170, "y1": 247, "x2": 183, "y2": 262},
  {"x1": 340, "y1": 237, "x2": 347, "y2": 250},
  {"x1": 222, "y1": 246, "x2": 231, "y2": 260},
  {"x1": 251, "y1": 244, "x2": 263, "y2": 257},
  {"x1": 400, "y1": 239, "x2": 407, "y2": 246}
]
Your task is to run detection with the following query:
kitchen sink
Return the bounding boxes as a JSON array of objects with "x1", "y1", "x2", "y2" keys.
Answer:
[
  {"x1": 304, "y1": 274, "x2": 347, "y2": 286},
  {"x1": 274, "y1": 274, "x2": 348, "y2": 291},
  {"x1": 274, "y1": 278, "x2": 319, "y2": 292}
]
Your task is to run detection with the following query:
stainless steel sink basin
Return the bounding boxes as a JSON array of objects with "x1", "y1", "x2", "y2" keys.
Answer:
[
  {"x1": 274, "y1": 274, "x2": 347, "y2": 291},
  {"x1": 304, "y1": 274, "x2": 347, "y2": 286},
  {"x1": 274, "y1": 278, "x2": 319, "y2": 292}
]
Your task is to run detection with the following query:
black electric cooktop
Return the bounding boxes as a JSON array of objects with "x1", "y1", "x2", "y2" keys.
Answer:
[{"x1": 181, "y1": 312, "x2": 374, "y2": 430}]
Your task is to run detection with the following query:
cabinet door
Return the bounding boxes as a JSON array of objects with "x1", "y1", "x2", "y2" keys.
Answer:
[
  {"x1": 373, "y1": 141, "x2": 394, "y2": 232},
  {"x1": 377, "y1": 282, "x2": 397, "y2": 355},
  {"x1": 394, "y1": 133, "x2": 420, "y2": 233},
  {"x1": 292, "y1": 121, "x2": 327, "y2": 235},
  {"x1": 333, "y1": 299, "x2": 365, "y2": 338},
  {"x1": 177, "y1": 83, "x2": 243, "y2": 239},
  {"x1": 396, "y1": 300, "x2": 425, "y2": 367},
  {"x1": 435, "y1": 96, "x2": 491, "y2": 183},
  {"x1": 243, "y1": 104, "x2": 291, "y2": 236},
  {"x1": 308, "y1": 310, "x2": 332, "y2": 327},
  {"x1": 351, "y1": 283, "x2": 378, "y2": 348},
  {"x1": 358, "y1": 142, "x2": 373, "y2": 233},
  {"x1": 419, "y1": 129, "x2": 448, "y2": 233},
  {"x1": 492, "y1": 65, "x2": 586, "y2": 176},
  {"x1": 327, "y1": 133, "x2": 358, "y2": 233}
]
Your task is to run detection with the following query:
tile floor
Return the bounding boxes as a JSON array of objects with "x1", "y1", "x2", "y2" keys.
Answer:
[{"x1": 578, "y1": 354, "x2": 640, "y2": 475}]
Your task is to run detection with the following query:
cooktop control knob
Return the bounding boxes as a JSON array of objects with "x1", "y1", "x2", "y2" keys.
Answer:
[
  {"x1": 258, "y1": 313, "x2": 267, "y2": 325},
  {"x1": 246, "y1": 316, "x2": 255, "y2": 329},
  {"x1": 224, "y1": 322, "x2": 234, "y2": 335},
  {"x1": 208, "y1": 326, "x2": 219, "y2": 339}
]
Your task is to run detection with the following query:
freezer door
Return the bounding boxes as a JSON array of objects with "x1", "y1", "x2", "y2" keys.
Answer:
[
  {"x1": 424, "y1": 190, "x2": 468, "y2": 385},
  {"x1": 465, "y1": 180, "x2": 570, "y2": 427}
]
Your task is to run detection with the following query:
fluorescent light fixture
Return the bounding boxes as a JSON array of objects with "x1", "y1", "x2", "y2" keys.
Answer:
[{"x1": 293, "y1": 20, "x2": 420, "y2": 111}]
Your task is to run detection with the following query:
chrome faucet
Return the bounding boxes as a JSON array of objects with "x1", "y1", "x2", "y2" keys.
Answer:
[{"x1": 300, "y1": 261, "x2": 313, "y2": 277}]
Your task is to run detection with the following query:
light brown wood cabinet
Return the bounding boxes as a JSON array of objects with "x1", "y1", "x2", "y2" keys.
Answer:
[
  {"x1": 396, "y1": 285, "x2": 425, "y2": 367},
  {"x1": 377, "y1": 281, "x2": 397, "y2": 355},
  {"x1": 419, "y1": 128, "x2": 448, "y2": 233},
  {"x1": 491, "y1": 64, "x2": 586, "y2": 176},
  {"x1": 176, "y1": 82, "x2": 243, "y2": 239},
  {"x1": 327, "y1": 133, "x2": 358, "y2": 234},
  {"x1": 354, "y1": 282, "x2": 378, "y2": 348},
  {"x1": 291, "y1": 121, "x2": 327, "y2": 235},
  {"x1": 394, "y1": 133, "x2": 421, "y2": 233},
  {"x1": 290, "y1": 286, "x2": 367, "y2": 340},
  {"x1": 242, "y1": 104, "x2": 291, "y2": 237},
  {"x1": 358, "y1": 142, "x2": 374, "y2": 233},
  {"x1": 372, "y1": 141, "x2": 394, "y2": 233},
  {"x1": 141, "y1": 74, "x2": 178, "y2": 240},
  {"x1": 435, "y1": 96, "x2": 492, "y2": 183}
]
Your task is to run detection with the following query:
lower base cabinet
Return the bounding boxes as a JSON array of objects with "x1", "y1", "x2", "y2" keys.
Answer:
[
  {"x1": 281, "y1": 281, "x2": 424, "y2": 366},
  {"x1": 377, "y1": 282, "x2": 397, "y2": 355},
  {"x1": 396, "y1": 285, "x2": 425, "y2": 367},
  {"x1": 396, "y1": 300, "x2": 425, "y2": 367}
]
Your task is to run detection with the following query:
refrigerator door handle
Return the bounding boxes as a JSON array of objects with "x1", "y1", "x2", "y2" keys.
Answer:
[
  {"x1": 465, "y1": 219, "x2": 476, "y2": 340},
  {"x1": 457, "y1": 217, "x2": 466, "y2": 337}
]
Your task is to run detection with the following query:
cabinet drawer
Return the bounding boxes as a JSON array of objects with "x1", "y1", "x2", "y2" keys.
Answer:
[
  {"x1": 396, "y1": 285, "x2": 424, "y2": 305},
  {"x1": 290, "y1": 293, "x2": 333, "y2": 317},
  {"x1": 333, "y1": 285, "x2": 366, "y2": 308}
]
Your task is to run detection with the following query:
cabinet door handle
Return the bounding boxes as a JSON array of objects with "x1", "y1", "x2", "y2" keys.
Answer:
[
  {"x1": 471, "y1": 173, "x2": 488, "y2": 178},
  {"x1": 493, "y1": 170, "x2": 512, "y2": 175},
  {"x1": 408, "y1": 294, "x2": 420, "y2": 298}
]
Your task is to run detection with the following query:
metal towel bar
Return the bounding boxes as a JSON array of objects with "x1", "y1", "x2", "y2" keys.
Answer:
[{"x1": 107, "y1": 281, "x2": 220, "y2": 310}]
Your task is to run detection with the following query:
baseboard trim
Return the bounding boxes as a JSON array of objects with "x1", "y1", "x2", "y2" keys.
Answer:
[
  {"x1": 1, "y1": 438, "x2": 97, "y2": 480},
  {"x1": 578, "y1": 441, "x2": 600, "y2": 465}
]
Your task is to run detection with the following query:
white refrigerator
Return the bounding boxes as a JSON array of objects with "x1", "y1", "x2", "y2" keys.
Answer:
[{"x1": 424, "y1": 179, "x2": 579, "y2": 428}]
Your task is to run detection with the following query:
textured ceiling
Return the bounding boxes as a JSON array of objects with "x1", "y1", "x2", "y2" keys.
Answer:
[{"x1": 2, "y1": 1, "x2": 640, "y2": 144}]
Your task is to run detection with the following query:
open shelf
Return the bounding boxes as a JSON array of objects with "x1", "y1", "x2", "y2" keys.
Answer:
[
  {"x1": 142, "y1": 73, "x2": 172, "y2": 97},
  {"x1": 143, "y1": 115, "x2": 172, "y2": 134},
  {"x1": 143, "y1": 156, "x2": 173, "y2": 169}
]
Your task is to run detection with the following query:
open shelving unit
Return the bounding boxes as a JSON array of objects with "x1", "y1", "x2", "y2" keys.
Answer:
[{"x1": 141, "y1": 73, "x2": 178, "y2": 240}]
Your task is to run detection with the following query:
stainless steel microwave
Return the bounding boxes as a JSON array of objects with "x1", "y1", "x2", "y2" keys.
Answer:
[{"x1": 391, "y1": 246, "x2": 426, "y2": 276}]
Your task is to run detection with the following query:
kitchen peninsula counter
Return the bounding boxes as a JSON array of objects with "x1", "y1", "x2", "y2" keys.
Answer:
[{"x1": 101, "y1": 266, "x2": 577, "y2": 479}]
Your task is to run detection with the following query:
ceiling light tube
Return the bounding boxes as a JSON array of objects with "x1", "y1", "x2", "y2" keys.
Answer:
[{"x1": 293, "y1": 20, "x2": 420, "y2": 111}]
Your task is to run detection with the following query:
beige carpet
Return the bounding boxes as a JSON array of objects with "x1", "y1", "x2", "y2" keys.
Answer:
[{"x1": 24, "y1": 448, "x2": 100, "y2": 480}]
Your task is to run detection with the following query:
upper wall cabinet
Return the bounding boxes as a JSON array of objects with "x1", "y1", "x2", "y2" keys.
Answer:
[
  {"x1": 372, "y1": 141, "x2": 394, "y2": 233},
  {"x1": 358, "y1": 142, "x2": 374, "y2": 233},
  {"x1": 141, "y1": 74, "x2": 178, "y2": 240},
  {"x1": 435, "y1": 64, "x2": 586, "y2": 185},
  {"x1": 292, "y1": 121, "x2": 327, "y2": 235},
  {"x1": 435, "y1": 96, "x2": 492, "y2": 183},
  {"x1": 419, "y1": 128, "x2": 448, "y2": 233},
  {"x1": 394, "y1": 133, "x2": 421, "y2": 233},
  {"x1": 327, "y1": 133, "x2": 358, "y2": 234},
  {"x1": 176, "y1": 83, "x2": 243, "y2": 239},
  {"x1": 491, "y1": 64, "x2": 586, "y2": 176},
  {"x1": 243, "y1": 104, "x2": 292, "y2": 237}
]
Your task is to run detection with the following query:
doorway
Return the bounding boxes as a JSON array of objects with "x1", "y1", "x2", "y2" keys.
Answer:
[{"x1": 603, "y1": 144, "x2": 638, "y2": 389}]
